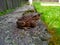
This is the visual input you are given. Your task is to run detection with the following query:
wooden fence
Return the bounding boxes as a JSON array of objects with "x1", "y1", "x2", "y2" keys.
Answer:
[{"x1": 0, "y1": 0, "x2": 28, "y2": 12}]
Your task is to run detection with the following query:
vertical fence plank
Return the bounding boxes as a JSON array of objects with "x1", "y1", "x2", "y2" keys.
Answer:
[
  {"x1": 0, "y1": 0, "x2": 7, "y2": 12},
  {"x1": 12, "y1": 0, "x2": 19, "y2": 8},
  {"x1": 18, "y1": 0, "x2": 20, "y2": 7},
  {"x1": 6, "y1": 0, "x2": 13, "y2": 9},
  {"x1": 0, "y1": 0, "x2": 4, "y2": 12},
  {"x1": 12, "y1": 0, "x2": 16, "y2": 8}
]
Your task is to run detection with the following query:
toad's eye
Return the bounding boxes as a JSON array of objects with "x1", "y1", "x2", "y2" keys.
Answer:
[
  {"x1": 45, "y1": 29, "x2": 48, "y2": 32},
  {"x1": 38, "y1": 13, "x2": 40, "y2": 16},
  {"x1": 33, "y1": 15, "x2": 37, "y2": 17}
]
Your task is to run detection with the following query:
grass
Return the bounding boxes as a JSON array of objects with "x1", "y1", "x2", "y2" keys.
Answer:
[
  {"x1": 33, "y1": 2, "x2": 60, "y2": 45},
  {"x1": 33, "y1": 2, "x2": 60, "y2": 29},
  {"x1": 0, "y1": 9, "x2": 14, "y2": 16}
]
